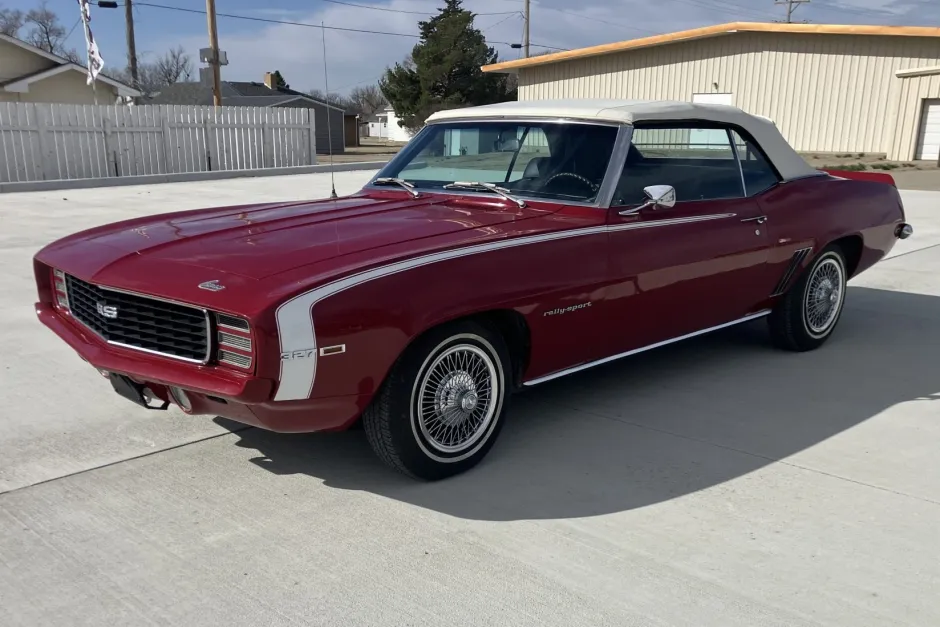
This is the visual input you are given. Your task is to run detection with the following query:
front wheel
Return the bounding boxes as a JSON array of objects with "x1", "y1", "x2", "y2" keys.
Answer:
[
  {"x1": 768, "y1": 245, "x2": 848, "y2": 351},
  {"x1": 362, "y1": 320, "x2": 511, "y2": 480}
]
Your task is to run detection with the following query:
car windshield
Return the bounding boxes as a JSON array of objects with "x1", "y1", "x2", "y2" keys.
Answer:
[{"x1": 374, "y1": 121, "x2": 620, "y2": 203}]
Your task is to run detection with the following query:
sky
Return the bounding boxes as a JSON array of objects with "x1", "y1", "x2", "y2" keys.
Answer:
[{"x1": 4, "y1": 0, "x2": 939, "y2": 95}]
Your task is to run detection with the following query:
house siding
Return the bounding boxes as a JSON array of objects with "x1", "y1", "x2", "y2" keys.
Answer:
[
  {"x1": 516, "y1": 33, "x2": 940, "y2": 160},
  {"x1": 1, "y1": 70, "x2": 121, "y2": 105},
  {"x1": 0, "y1": 38, "x2": 52, "y2": 83},
  {"x1": 275, "y1": 100, "x2": 345, "y2": 154}
]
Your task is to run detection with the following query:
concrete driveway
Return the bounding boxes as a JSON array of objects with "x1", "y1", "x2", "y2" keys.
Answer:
[{"x1": 1, "y1": 173, "x2": 938, "y2": 626}]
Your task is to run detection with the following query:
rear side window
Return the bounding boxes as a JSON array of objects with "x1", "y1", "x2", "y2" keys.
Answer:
[
  {"x1": 616, "y1": 126, "x2": 744, "y2": 204},
  {"x1": 730, "y1": 130, "x2": 780, "y2": 196}
]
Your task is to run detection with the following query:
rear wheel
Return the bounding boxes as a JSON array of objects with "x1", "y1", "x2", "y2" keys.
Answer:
[
  {"x1": 768, "y1": 245, "x2": 848, "y2": 351},
  {"x1": 362, "y1": 320, "x2": 511, "y2": 480}
]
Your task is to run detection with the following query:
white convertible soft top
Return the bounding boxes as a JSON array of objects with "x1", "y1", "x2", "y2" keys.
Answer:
[{"x1": 426, "y1": 99, "x2": 819, "y2": 182}]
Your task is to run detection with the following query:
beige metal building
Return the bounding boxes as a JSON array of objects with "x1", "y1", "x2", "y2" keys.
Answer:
[{"x1": 482, "y1": 22, "x2": 940, "y2": 161}]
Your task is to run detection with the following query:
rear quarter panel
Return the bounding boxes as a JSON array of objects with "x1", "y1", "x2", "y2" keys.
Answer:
[{"x1": 756, "y1": 174, "x2": 904, "y2": 288}]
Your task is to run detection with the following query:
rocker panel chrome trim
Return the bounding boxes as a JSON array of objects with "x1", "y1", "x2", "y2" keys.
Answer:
[{"x1": 523, "y1": 310, "x2": 773, "y2": 386}]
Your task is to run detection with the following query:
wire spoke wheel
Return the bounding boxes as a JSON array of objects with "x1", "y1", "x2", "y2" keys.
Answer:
[
  {"x1": 803, "y1": 257, "x2": 845, "y2": 336},
  {"x1": 416, "y1": 344, "x2": 499, "y2": 455},
  {"x1": 769, "y1": 245, "x2": 849, "y2": 353},
  {"x1": 364, "y1": 321, "x2": 510, "y2": 480}
]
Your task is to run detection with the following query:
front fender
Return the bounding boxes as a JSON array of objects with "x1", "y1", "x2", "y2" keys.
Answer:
[{"x1": 284, "y1": 229, "x2": 611, "y2": 401}]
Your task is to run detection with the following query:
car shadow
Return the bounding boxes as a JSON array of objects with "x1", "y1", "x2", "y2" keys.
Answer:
[{"x1": 216, "y1": 286, "x2": 939, "y2": 521}]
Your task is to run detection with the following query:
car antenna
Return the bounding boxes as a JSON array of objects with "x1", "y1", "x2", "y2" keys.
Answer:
[{"x1": 321, "y1": 21, "x2": 338, "y2": 199}]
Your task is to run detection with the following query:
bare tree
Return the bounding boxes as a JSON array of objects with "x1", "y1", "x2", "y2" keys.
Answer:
[
  {"x1": 21, "y1": 1, "x2": 82, "y2": 61},
  {"x1": 25, "y1": 1, "x2": 65, "y2": 53},
  {"x1": 152, "y1": 46, "x2": 193, "y2": 86},
  {"x1": 0, "y1": 4, "x2": 24, "y2": 37},
  {"x1": 348, "y1": 84, "x2": 387, "y2": 115},
  {"x1": 306, "y1": 88, "x2": 352, "y2": 111},
  {"x1": 106, "y1": 47, "x2": 194, "y2": 97}
]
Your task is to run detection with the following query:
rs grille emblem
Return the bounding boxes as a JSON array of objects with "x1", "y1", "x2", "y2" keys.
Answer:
[
  {"x1": 96, "y1": 302, "x2": 118, "y2": 319},
  {"x1": 198, "y1": 280, "x2": 225, "y2": 292}
]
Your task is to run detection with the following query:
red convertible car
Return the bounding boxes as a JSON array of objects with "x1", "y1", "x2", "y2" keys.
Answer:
[{"x1": 33, "y1": 99, "x2": 913, "y2": 480}]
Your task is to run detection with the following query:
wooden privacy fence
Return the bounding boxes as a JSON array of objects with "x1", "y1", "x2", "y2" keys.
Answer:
[{"x1": 0, "y1": 102, "x2": 316, "y2": 184}]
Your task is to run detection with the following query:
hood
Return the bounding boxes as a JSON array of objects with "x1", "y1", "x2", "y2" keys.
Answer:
[{"x1": 38, "y1": 192, "x2": 556, "y2": 285}]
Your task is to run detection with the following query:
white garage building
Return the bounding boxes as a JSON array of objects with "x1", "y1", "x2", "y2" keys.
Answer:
[{"x1": 482, "y1": 22, "x2": 940, "y2": 161}]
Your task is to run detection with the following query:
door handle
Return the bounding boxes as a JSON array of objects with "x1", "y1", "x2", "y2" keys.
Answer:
[{"x1": 741, "y1": 216, "x2": 767, "y2": 224}]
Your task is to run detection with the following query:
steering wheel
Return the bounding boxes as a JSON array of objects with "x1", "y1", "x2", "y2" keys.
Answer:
[{"x1": 544, "y1": 171, "x2": 600, "y2": 194}]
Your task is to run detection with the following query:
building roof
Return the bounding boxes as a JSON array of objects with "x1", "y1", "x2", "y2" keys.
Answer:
[
  {"x1": 0, "y1": 33, "x2": 141, "y2": 97},
  {"x1": 482, "y1": 21, "x2": 940, "y2": 73},
  {"x1": 224, "y1": 94, "x2": 309, "y2": 107},
  {"x1": 227, "y1": 81, "x2": 345, "y2": 111},
  {"x1": 146, "y1": 81, "x2": 344, "y2": 111},
  {"x1": 425, "y1": 98, "x2": 819, "y2": 181},
  {"x1": 0, "y1": 32, "x2": 70, "y2": 64}
]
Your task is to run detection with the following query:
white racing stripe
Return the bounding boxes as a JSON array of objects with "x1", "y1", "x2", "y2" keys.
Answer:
[{"x1": 272, "y1": 213, "x2": 735, "y2": 401}]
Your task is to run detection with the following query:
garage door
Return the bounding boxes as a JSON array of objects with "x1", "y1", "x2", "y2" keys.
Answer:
[{"x1": 915, "y1": 99, "x2": 940, "y2": 161}]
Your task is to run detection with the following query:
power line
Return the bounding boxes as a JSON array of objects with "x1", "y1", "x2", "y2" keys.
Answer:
[
  {"x1": 129, "y1": 2, "x2": 567, "y2": 50},
  {"x1": 482, "y1": 12, "x2": 523, "y2": 32},
  {"x1": 65, "y1": 17, "x2": 82, "y2": 39},
  {"x1": 659, "y1": 0, "x2": 775, "y2": 21},
  {"x1": 539, "y1": 7, "x2": 655, "y2": 35},
  {"x1": 312, "y1": 0, "x2": 521, "y2": 16},
  {"x1": 775, "y1": 0, "x2": 811, "y2": 23}
]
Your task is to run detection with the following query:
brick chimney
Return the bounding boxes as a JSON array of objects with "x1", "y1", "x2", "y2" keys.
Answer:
[{"x1": 263, "y1": 72, "x2": 276, "y2": 89}]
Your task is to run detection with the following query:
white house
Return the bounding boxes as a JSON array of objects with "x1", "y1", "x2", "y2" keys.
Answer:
[
  {"x1": 367, "y1": 114, "x2": 388, "y2": 138},
  {"x1": 370, "y1": 106, "x2": 415, "y2": 142}
]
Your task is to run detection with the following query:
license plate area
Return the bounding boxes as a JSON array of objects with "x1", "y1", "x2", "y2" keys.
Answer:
[{"x1": 109, "y1": 373, "x2": 169, "y2": 410}]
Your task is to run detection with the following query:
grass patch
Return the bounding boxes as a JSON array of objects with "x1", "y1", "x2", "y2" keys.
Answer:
[{"x1": 872, "y1": 163, "x2": 899, "y2": 170}]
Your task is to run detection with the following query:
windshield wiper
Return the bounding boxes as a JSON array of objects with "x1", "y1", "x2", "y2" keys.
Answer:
[
  {"x1": 442, "y1": 181, "x2": 526, "y2": 208},
  {"x1": 372, "y1": 177, "x2": 419, "y2": 198}
]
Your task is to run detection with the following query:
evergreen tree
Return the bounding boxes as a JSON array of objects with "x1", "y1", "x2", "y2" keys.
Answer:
[
  {"x1": 380, "y1": 0, "x2": 514, "y2": 132},
  {"x1": 271, "y1": 70, "x2": 289, "y2": 90}
]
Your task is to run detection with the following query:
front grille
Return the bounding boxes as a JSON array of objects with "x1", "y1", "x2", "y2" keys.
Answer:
[{"x1": 65, "y1": 275, "x2": 210, "y2": 363}]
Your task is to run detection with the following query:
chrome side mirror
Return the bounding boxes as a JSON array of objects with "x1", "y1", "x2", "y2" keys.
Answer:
[{"x1": 619, "y1": 185, "x2": 676, "y2": 216}]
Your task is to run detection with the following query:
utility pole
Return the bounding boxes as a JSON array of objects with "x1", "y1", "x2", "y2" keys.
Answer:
[
  {"x1": 523, "y1": 0, "x2": 530, "y2": 58},
  {"x1": 124, "y1": 0, "x2": 138, "y2": 90},
  {"x1": 205, "y1": 0, "x2": 223, "y2": 106},
  {"x1": 774, "y1": 0, "x2": 810, "y2": 23}
]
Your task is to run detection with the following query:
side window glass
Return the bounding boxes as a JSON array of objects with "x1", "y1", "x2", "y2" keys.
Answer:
[
  {"x1": 730, "y1": 130, "x2": 780, "y2": 196},
  {"x1": 616, "y1": 126, "x2": 745, "y2": 205}
]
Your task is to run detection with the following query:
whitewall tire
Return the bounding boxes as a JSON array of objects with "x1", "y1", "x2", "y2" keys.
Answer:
[
  {"x1": 362, "y1": 320, "x2": 511, "y2": 480},
  {"x1": 769, "y1": 245, "x2": 848, "y2": 352}
]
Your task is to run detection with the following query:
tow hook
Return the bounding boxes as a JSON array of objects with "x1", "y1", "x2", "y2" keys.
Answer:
[{"x1": 896, "y1": 223, "x2": 913, "y2": 239}]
